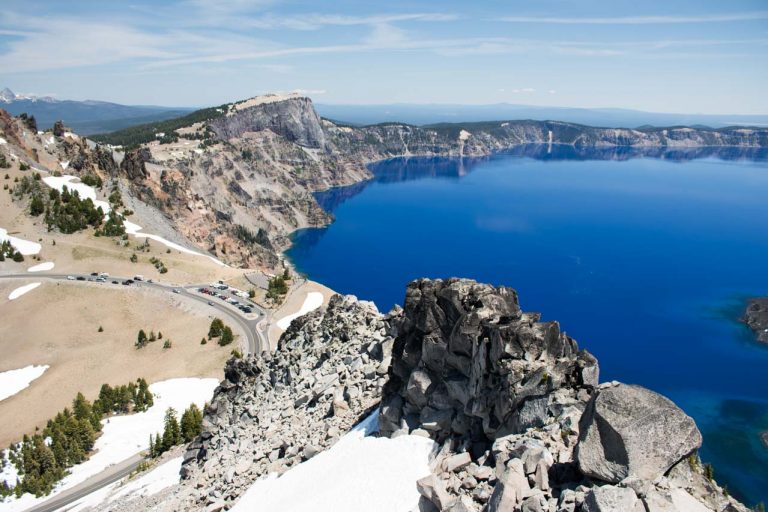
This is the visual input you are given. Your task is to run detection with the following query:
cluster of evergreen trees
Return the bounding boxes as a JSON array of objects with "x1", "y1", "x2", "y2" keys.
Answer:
[
  {"x1": 266, "y1": 275, "x2": 289, "y2": 301},
  {"x1": 11, "y1": 174, "x2": 126, "y2": 237},
  {"x1": 136, "y1": 329, "x2": 163, "y2": 349},
  {"x1": 1, "y1": 378, "x2": 154, "y2": 498},
  {"x1": 90, "y1": 105, "x2": 228, "y2": 148},
  {"x1": 208, "y1": 318, "x2": 234, "y2": 346},
  {"x1": 148, "y1": 404, "x2": 203, "y2": 458},
  {"x1": 0, "y1": 240, "x2": 24, "y2": 262}
]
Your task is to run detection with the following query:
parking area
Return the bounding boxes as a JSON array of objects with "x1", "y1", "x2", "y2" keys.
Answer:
[{"x1": 193, "y1": 283, "x2": 259, "y2": 317}]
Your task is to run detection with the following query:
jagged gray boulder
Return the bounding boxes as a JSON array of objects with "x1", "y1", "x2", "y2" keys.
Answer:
[{"x1": 576, "y1": 383, "x2": 702, "y2": 483}]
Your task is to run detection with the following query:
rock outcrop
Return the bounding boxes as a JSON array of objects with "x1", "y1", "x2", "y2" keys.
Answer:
[
  {"x1": 174, "y1": 294, "x2": 395, "y2": 509},
  {"x1": 375, "y1": 279, "x2": 746, "y2": 512},
  {"x1": 120, "y1": 147, "x2": 149, "y2": 180},
  {"x1": 98, "y1": 278, "x2": 748, "y2": 512},
  {"x1": 210, "y1": 95, "x2": 327, "y2": 149},
  {"x1": 743, "y1": 298, "x2": 768, "y2": 343},
  {"x1": 378, "y1": 278, "x2": 599, "y2": 441}
]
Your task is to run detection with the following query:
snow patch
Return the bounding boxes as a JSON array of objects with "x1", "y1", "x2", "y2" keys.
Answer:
[
  {"x1": 0, "y1": 227, "x2": 42, "y2": 255},
  {"x1": 8, "y1": 282, "x2": 41, "y2": 300},
  {"x1": 0, "y1": 137, "x2": 6, "y2": 145},
  {"x1": 1, "y1": 378, "x2": 217, "y2": 512},
  {"x1": 276, "y1": 292, "x2": 324, "y2": 329},
  {"x1": 27, "y1": 261, "x2": 54, "y2": 272},
  {"x1": 59, "y1": 160, "x2": 70, "y2": 170},
  {"x1": 232, "y1": 410, "x2": 435, "y2": 512},
  {"x1": 0, "y1": 365, "x2": 48, "y2": 402}
]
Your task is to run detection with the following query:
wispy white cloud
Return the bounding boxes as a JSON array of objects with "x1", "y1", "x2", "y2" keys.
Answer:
[
  {"x1": 498, "y1": 11, "x2": 768, "y2": 24},
  {"x1": 245, "y1": 13, "x2": 457, "y2": 30},
  {"x1": 499, "y1": 87, "x2": 536, "y2": 93}
]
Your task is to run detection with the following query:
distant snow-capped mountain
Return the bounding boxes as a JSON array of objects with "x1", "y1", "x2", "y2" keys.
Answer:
[{"x1": 0, "y1": 87, "x2": 192, "y2": 135}]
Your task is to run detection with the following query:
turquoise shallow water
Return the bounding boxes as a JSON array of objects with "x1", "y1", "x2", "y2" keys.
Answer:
[{"x1": 287, "y1": 145, "x2": 768, "y2": 505}]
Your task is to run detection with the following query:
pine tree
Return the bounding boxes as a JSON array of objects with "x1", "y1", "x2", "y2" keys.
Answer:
[
  {"x1": 180, "y1": 404, "x2": 203, "y2": 443},
  {"x1": 219, "y1": 326, "x2": 234, "y2": 346},
  {"x1": 208, "y1": 318, "x2": 224, "y2": 339},
  {"x1": 154, "y1": 431, "x2": 163, "y2": 457},
  {"x1": 137, "y1": 329, "x2": 148, "y2": 348},
  {"x1": 161, "y1": 408, "x2": 181, "y2": 451}
]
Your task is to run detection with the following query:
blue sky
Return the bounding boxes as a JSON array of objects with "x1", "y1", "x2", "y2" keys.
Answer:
[{"x1": 0, "y1": 0, "x2": 766, "y2": 113}]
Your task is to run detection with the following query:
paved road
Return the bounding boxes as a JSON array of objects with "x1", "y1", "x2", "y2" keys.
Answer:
[
  {"x1": 0, "y1": 271, "x2": 271, "y2": 512},
  {"x1": 22, "y1": 454, "x2": 145, "y2": 512},
  {"x1": 0, "y1": 272, "x2": 268, "y2": 355}
]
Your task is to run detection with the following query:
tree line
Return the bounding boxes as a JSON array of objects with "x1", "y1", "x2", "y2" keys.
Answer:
[{"x1": 1, "y1": 379, "x2": 153, "y2": 498}]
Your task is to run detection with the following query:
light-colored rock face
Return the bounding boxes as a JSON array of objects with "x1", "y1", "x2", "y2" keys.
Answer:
[
  {"x1": 576, "y1": 383, "x2": 702, "y2": 484},
  {"x1": 582, "y1": 485, "x2": 641, "y2": 512}
]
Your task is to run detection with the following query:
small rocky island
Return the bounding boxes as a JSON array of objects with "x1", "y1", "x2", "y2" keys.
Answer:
[{"x1": 743, "y1": 298, "x2": 768, "y2": 343}]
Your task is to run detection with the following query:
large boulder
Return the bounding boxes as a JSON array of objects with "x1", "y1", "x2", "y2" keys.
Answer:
[{"x1": 575, "y1": 383, "x2": 702, "y2": 483}]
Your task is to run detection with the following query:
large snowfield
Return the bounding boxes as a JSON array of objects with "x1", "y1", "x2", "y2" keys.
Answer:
[
  {"x1": 1, "y1": 378, "x2": 218, "y2": 512},
  {"x1": 231, "y1": 410, "x2": 436, "y2": 512},
  {"x1": 277, "y1": 292, "x2": 324, "y2": 329},
  {"x1": 0, "y1": 365, "x2": 49, "y2": 402}
]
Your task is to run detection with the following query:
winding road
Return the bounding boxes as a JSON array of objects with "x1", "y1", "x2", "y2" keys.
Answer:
[
  {"x1": 0, "y1": 271, "x2": 271, "y2": 512},
  {"x1": 0, "y1": 272, "x2": 269, "y2": 355}
]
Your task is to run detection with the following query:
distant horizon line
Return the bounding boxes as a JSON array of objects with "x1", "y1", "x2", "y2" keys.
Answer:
[{"x1": 2, "y1": 86, "x2": 767, "y2": 118}]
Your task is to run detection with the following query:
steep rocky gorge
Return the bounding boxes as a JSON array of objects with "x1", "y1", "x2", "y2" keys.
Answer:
[{"x1": 129, "y1": 278, "x2": 747, "y2": 512}]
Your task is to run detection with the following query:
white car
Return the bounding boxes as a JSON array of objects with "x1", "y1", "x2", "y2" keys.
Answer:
[{"x1": 66, "y1": 275, "x2": 75, "y2": 280}]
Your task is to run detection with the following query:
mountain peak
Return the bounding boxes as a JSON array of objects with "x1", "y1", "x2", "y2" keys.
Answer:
[{"x1": 0, "y1": 87, "x2": 16, "y2": 103}]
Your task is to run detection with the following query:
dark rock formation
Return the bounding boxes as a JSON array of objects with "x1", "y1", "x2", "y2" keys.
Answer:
[
  {"x1": 52, "y1": 119, "x2": 65, "y2": 137},
  {"x1": 743, "y1": 298, "x2": 768, "y2": 343},
  {"x1": 379, "y1": 278, "x2": 599, "y2": 442},
  {"x1": 120, "y1": 148, "x2": 149, "y2": 180},
  {"x1": 575, "y1": 383, "x2": 702, "y2": 483}
]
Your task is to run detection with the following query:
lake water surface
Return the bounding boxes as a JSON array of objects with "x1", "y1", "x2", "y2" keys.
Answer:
[{"x1": 287, "y1": 145, "x2": 768, "y2": 505}]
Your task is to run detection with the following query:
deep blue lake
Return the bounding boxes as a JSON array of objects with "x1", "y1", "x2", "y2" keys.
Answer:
[{"x1": 286, "y1": 145, "x2": 768, "y2": 505}]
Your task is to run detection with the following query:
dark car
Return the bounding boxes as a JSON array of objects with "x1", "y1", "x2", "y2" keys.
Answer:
[
  {"x1": 122, "y1": 280, "x2": 130, "y2": 285},
  {"x1": 112, "y1": 280, "x2": 118, "y2": 284},
  {"x1": 90, "y1": 272, "x2": 98, "y2": 276},
  {"x1": 76, "y1": 276, "x2": 86, "y2": 281}
]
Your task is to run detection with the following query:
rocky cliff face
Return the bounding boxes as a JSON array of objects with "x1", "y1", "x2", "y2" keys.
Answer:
[
  {"x1": 210, "y1": 95, "x2": 327, "y2": 149},
  {"x1": 743, "y1": 298, "x2": 768, "y2": 343},
  {"x1": 133, "y1": 278, "x2": 747, "y2": 512}
]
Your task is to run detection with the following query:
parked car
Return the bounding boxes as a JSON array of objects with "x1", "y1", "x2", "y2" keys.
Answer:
[
  {"x1": 111, "y1": 280, "x2": 118, "y2": 284},
  {"x1": 207, "y1": 301, "x2": 214, "y2": 306},
  {"x1": 76, "y1": 276, "x2": 86, "y2": 281},
  {"x1": 90, "y1": 272, "x2": 98, "y2": 276},
  {"x1": 66, "y1": 275, "x2": 75, "y2": 280},
  {"x1": 173, "y1": 289, "x2": 180, "y2": 294}
]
